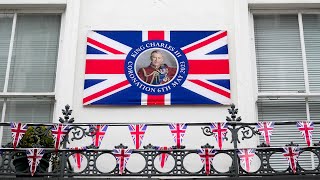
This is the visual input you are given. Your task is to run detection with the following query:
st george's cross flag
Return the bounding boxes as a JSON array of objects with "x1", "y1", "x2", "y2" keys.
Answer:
[
  {"x1": 113, "y1": 148, "x2": 133, "y2": 175},
  {"x1": 210, "y1": 122, "x2": 228, "y2": 150},
  {"x1": 237, "y1": 148, "x2": 255, "y2": 172},
  {"x1": 169, "y1": 123, "x2": 188, "y2": 148},
  {"x1": 256, "y1": 122, "x2": 275, "y2": 146},
  {"x1": 26, "y1": 148, "x2": 45, "y2": 176},
  {"x1": 282, "y1": 146, "x2": 300, "y2": 174},
  {"x1": 51, "y1": 124, "x2": 70, "y2": 150},
  {"x1": 10, "y1": 122, "x2": 28, "y2": 149},
  {"x1": 90, "y1": 124, "x2": 108, "y2": 147},
  {"x1": 296, "y1": 121, "x2": 314, "y2": 147},
  {"x1": 84, "y1": 31, "x2": 231, "y2": 105},
  {"x1": 128, "y1": 124, "x2": 147, "y2": 149},
  {"x1": 197, "y1": 148, "x2": 216, "y2": 175},
  {"x1": 69, "y1": 146, "x2": 86, "y2": 169},
  {"x1": 156, "y1": 146, "x2": 172, "y2": 168}
]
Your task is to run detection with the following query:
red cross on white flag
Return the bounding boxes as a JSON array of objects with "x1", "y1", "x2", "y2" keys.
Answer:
[
  {"x1": 10, "y1": 122, "x2": 28, "y2": 149},
  {"x1": 113, "y1": 148, "x2": 133, "y2": 175},
  {"x1": 210, "y1": 122, "x2": 228, "y2": 150},
  {"x1": 197, "y1": 148, "x2": 216, "y2": 175},
  {"x1": 282, "y1": 146, "x2": 300, "y2": 174},
  {"x1": 237, "y1": 148, "x2": 255, "y2": 172},
  {"x1": 296, "y1": 121, "x2": 314, "y2": 147},
  {"x1": 26, "y1": 148, "x2": 45, "y2": 176}
]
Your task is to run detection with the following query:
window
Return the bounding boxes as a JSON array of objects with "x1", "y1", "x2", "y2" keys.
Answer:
[
  {"x1": 0, "y1": 13, "x2": 61, "y2": 145},
  {"x1": 253, "y1": 13, "x2": 320, "y2": 170}
]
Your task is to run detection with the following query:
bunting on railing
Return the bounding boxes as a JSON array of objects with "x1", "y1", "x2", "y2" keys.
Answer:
[
  {"x1": 10, "y1": 122, "x2": 28, "y2": 149},
  {"x1": 256, "y1": 122, "x2": 274, "y2": 145},
  {"x1": 197, "y1": 148, "x2": 216, "y2": 175},
  {"x1": 128, "y1": 124, "x2": 147, "y2": 149},
  {"x1": 51, "y1": 124, "x2": 69, "y2": 150},
  {"x1": 296, "y1": 121, "x2": 314, "y2": 147},
  {"x1": 70, "y1": 146, "x2": 86, "y2": 169},
  {"x1": 237, "y1": 148, "x2": 255, "y2": 172},
  {"x1": 113, "y1": 148, "x2": 133, "y2": 175},
  {"x1": 26, "y1": 148, "x2": 45, "y2": 176},
  {"x1": 209, "y1": 122, "x2": 228, "y2": 150},
  {"x1": 156, "y1": 146, "x2": 172, "y2": 168},
  {"x1": 169, "y1": 123, "x2": 187, "y2": 148},
  {"x1": 90, "y1": 124, "x2": 108, "y2": 147},
  {"x1": 282, "y1": 146, "x2": 300, "y2": 174}
]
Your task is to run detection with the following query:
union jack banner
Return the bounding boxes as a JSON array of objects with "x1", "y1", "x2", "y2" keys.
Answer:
[
  {"x1": 70, "y1": 146, "x2": 86, "y2": 169},
  {"x1": 296, "y1": 121, "x2": 314, "y2": 147},
  {"x1": 210, "y1": 122, "x2": 228, "y2": 150},
  {"x1": 128, "y1": 124, "x2": 147, "y2": 149},
  {"x1": 51, "y1": 124, "x2": 70, "y2": 150},
  {"x1": 237, "y1": 148, "x2": 256, "y2": 172},
  {"x1": 156, "y1": 146, "x2": 172, "y2": 168},
  {"x1": 282, "y1": 146, "x2": 300, "y2": 173},
  {"x1": 90, "y1": 124, "x2": 108, "y2": 147},
  {"x1": 197, "y1": 148, "x2": 216, "y2": 175},
  {"x1": 10, "y1": 122, "x2": 28, "y2": 149},
  {"x1": 84, "y1": 31, "x2": 231, "y2": 105},
  {"x1": 256, "y1": 122, "x2": 275, "y2": 145},
  {"x1": 113, "y1": 148, "x2": 133, "y2": 175},
  {"x1": 169, "y1": 123, "x2": 188, "y2": 148},
  {"x1": 26, "y1": 148, "x2": 45, "y2": 176}
]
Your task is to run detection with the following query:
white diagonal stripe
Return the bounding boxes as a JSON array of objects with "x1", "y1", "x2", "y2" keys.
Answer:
[
  {"x1": 187, "y1": 74, "x2": 230, "y2": 80},
  {"x1": 85, "y1": 74, "x2": 126, "y2": 80},
  {"x1": 86, "y1": 54, "x2": 127, "y2": 60},
  {"x1": 181, "y1": 31, "x2": 225, "y2": 50},
  {"x1": 185, "y1": 37, "x2": 227, "y2": 58}
]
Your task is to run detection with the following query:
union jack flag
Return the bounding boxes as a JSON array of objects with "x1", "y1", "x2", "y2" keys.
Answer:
[
  {"x1": 197, "y1": 148, "x2": 216, "y2": 175},
  {"x1": 296, "y1": 121, "x2": 314, "y2": 147},
  {"x1": 10, "y1": 122, "x2": 28, "y2": 149},
  {"x1": 26, "y1": 148, "x2": 45, "y2": 176},
  {"x1": 84, "y1": 31, "x2": 231, "y2": 105},
  {"x1": 237, "y1": 148, "x2": 255, "y2": 172},
  {"x1": 90, "y1": 124, "x2": 108, "y2": 147},
  {"x1": 210, "y1": 122, "x2": 228, "y2": 150},
  {"x1": 70, "y1": 146, "x2": 86, "y2": 169},
  {"x1": 51, "y1": 124, "x2": 69, "y2": 150},
  {"x1": 128, "y1": 124, "x2": 147, "y2": 149},
  {"x1": 169, "y1": 123, "x2": 188, "y2": 148},
  {"x1": 282, "y1": 146, "x2": 300, "y2": 174},
  {"x1": 155, "y1": 146, "x2": 172, "y2": 168},
  {"x1": 113, "y1": 148, "x2": 133, "y2": 175},
  {"x1": 256, "y1": 122, "x2": 274, "y2": 145}
]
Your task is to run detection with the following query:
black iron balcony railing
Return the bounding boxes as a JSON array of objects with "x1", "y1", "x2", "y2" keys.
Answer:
[{"x1": 0, "y1": 105, "x2": 319, "y2": 178}]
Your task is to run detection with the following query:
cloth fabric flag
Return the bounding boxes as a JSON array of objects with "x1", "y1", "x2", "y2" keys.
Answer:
[
  {"x1": 51, "y1": 124, "x2": 69, "y2": 150},
  {"x1": 70, "y1": 146, "x2": 86, "y2": 169},
  {"x1": 10, "y1": 122, "x2": 28, "y2": 149},
  {"x1": 113, "y1": 148, "x2": 133, "y2": 175},
  {"x1": 83, "y1": 30, "x2": 231, "y2": 106},
  {"x1": 156, "y1": 146, "x2": 172, "y2": 168},
  {"x1": 169, "y1": 123, "x2": 187, "y2": 148},
  {"x1": 210, "y1": 122, "x2": 228, "y2": 150},
  {"x1": 256, "y1": 122, "x2": 275, "y2": 145},
  {"x1": 26, "y1": 148, "x2": 45, "y2": 176},
  {"x1": 197, "y1": 148, "x2": 216, "y2": 175},
  {"x1": 282, "y1": 146, "x2": 300, "y2": 173},
  {"x1": 237, "y1": 148, "x2": 256, "y2": 172},
  {"x1": 128, "y1": 124, "x2": 147, "y2": 149},
  {"x1": 90, "y1": 124, "x2": 108, "y2": 147},
  {"x1": 296, "y1": 121, "x2": 314, "y2": 147}
]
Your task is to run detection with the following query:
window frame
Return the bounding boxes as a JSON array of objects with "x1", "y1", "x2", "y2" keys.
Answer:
[
  {"x1": 250, "y1": 9, "x2": 320, "y2": 170},
  {"x1": 0, "y1": 9, "x2": 65, "y2": 145}
]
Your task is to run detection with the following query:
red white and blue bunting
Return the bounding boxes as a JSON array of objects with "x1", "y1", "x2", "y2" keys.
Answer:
[
  {"x1": 51, "y1": 124, "x2": 69, "y2": 150},
  {"x1": 113, "y1": 148, "x2": 133, "y2": 175},
  {"x1": 296, "y1": 121, "x2": 314, "y2": 147},
  {"x1": 197, "y1": 148, "x2": 216, "y2": 175},
  {"x1": 169, "y1": 123, "x2": 187, "y2": 148},
  {"x1": 237, "y1": 148, "x2": 256, "y2": 172},
  {"x1": 282, "y1": 146, "x2": 300, "y2": 174},
  {"x1": 26, "y1": 148, "x2": 45, "y2": 176},
  {"x1": 10, "y1": 122, "x2": 28, "y2": 149},
  {"x1": 156, "y1": 146, "x2": 172, "y2": 168},
  {"x1": 128, "y1": 124, "x2": 147, "y2": 149},
  {"x1": 256, "y1": 122, "x2": 274, "y2": 145},
  {"x1": 69, "y1": 146, "x2": 87, "y2": 169},
  {"x1": 90, "y1": 124, "x2": 108, "y2": 147},
  {"x1": 209, "y1": 122, "x2": 228, "y2": 150}
]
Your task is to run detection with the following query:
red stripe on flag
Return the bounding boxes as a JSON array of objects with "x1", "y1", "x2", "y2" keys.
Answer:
[
  {"x1": 189, "y1": 80, "x2": 230, "y2": 98},
  {"x1": 188, "y1": 60, "x2": 229, "y2": 74},
  {"x1": 85, "y1": 60, "x2": 125, "y2": 74},
  {"x1": 183, "y1": 31, "x2": 227, "y2": 54},
  {"x1": 147, "y1": 95, "x2": 165, "y2": 105},
  {"x1": 87, "y1": 37, "x2": 125, "y2": 54},
  {"x1": 148, "y1": 31, "x2": 165, "y2": 40},
  {"x1": 83, "y1": 80, "x2": 130, "y2": 104}
]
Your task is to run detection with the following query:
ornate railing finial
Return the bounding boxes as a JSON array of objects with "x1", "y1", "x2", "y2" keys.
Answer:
[
  {"x1": 201, "y1": 143, "x2": 215, "y2": 149},
  {"x1": 226, "y1": 104, "x2": 241, "y2": 122},
  {"x1": 143, "y1": 143, "x2": 157, "y2": 149},
  {"x1": 115, "y1": 143, "x2": 128, "y2": 149},
  {"x1": 286, "y1": 142, "x2": 299, "y2": 147},
  {"x1": 59, "y1": 104, "x2": 74, "y2": 123}
]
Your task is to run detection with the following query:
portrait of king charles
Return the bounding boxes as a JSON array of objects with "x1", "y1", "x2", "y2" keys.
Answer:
[{"x1": 137, "y1": 50, "x2": 177, "y2": 85}]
